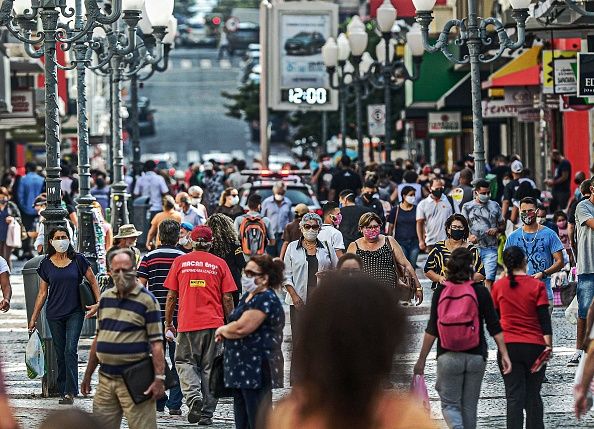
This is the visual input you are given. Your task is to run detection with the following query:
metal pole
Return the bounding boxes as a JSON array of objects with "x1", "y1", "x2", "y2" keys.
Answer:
[
  {"x1": 467, "y1": 0, "x2": 485, "y2": 180},
  {"x1": 74, "y1": 0, "x2": 97, "y2": 263},
  {"x1": 383, "y1": 34, "x2": 392, "y2": 164},
  {"x1": 338, "y1": 61, "x2": 347, "y2": 155},
  {"x1": 352, "y1": 57, "x2": 365, "y2": 166},
  {"x1": 259, "y1": 0, "x2": 270, "y2": 168},
  {"x1": 110, "y1": 54, "x2": 129, "y2": 231},
  {"x1": 107, "y1": 77, "x2": 113, "y2": 179},
  {"x1": 130, "y1": 73, "x2": 141, "y2": 179},
  {"x1": 322, "y1": 111, "x2": 328, "y2": 154}
]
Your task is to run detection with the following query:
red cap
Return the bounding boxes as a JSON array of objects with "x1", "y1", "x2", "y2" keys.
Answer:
[{"x1": 190, "y1": 225, "x2": 213, "y2": 243}]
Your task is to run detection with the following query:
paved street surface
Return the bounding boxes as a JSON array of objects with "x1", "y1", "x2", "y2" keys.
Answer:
[{"x1": 2, "y1": 259, "x2": 593, "y2": 428}]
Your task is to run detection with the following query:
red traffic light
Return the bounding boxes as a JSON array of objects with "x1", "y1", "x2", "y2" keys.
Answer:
[{"x1": 212, "y1": 16, "x2": 221, "y2": 25}]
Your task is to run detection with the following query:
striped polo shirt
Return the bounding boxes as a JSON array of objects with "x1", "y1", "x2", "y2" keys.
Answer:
[
  {"x1": 137, "y1": 246, "x2": 185, "y2": 322},
  {"x1": 95, "y1": 284, "x2": 163, "y2": 376}
]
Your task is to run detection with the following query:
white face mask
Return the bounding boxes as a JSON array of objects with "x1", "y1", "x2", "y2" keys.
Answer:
[
  {"x1": 536, "y1": 217, "x2": 546, "y2": 225},
  {"x1": 274, "y1": 194, "x2": 284, "y2": 202},
  {"x1": 179, "y1": 237, "x2": 189, "y2": 246},
  {"x1": 303, "y1": 230, "x2": 319, "y2": 241},
  {"x1": 231, "y1": 196, "x2": 240, "y2": 206},
  {"x1": 405, "y1": 196, "x2": 416, "y2": 205},
  {"x1": 52, "y1": 239, "x2": 70, "y2": 253},
  {"x1": 241, "y1": 275, "x2": 259, "y2": 294},
  {"x1": 502, "y1": 179, "x2": 511, "y2": 187}
]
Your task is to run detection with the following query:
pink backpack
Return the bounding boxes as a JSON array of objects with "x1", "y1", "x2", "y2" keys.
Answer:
[{"x1": 437, "y1": 281, "x2": 480, "y2": 351}]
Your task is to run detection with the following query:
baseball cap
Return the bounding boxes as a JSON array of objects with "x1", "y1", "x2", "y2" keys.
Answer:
[
  {"x1": 190, "y1": 225, "x2": 213, "y2": 243},
  {"x1": 294, "y1": 203, "x2": 309, "y2": 217},
  {"x1": 180, "y1": 222, "x2": 193, "y2": 232},
  {"x1": 511, "y1": 160, "x2": 523, "y2": 174}
]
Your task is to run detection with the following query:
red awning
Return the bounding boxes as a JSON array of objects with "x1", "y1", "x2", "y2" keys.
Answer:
[{"x1": 482, "y1": 47, "x2": 542, "y2": 89}]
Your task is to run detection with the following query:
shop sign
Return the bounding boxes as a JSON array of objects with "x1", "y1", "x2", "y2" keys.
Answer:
[
  {"x1": 428, "y1": 112, "x2": 461, "y2": 135},
  {"x1": 482, "y1": 100, "x2": 518, "y2": 118},
  {"x1": 367, "y1": 104, "x2": 386, "y2": 136},
  {"x1": 542, "y1": 50, "x2": 577, "y2": 95},
  {"x1": 504, "y1": 88, "x2": 537, "y2": 106},
  {"x1": 1, "y1": 90, "x2": 34, "y2": 118},
  {"x1": 518, "y1": 108, "x2": 540, "y2": 122},
  {"x1": 577, "y1": 53, "x2": 594, "y2": 97}
]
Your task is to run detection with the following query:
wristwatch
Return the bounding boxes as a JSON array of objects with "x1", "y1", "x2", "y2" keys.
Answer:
[{"x1": 155, "y1": 374, "x2": 166, "y2": 381}]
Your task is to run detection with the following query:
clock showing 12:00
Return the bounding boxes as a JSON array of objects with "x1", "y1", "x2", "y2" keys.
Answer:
[{"x1": 281, "y1": 87, "x2": 329, "y2": 105}]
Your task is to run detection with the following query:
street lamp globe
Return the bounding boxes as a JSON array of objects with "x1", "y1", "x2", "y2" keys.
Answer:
[
  {"x1": 412, "y1": 0, "x2": 437, "y2": 11},
  {"x1": 163, "y1": 16, "x2": 178, "y2": 45},
  {"x1": 406, "y1": 24, "x2": 425, "y2": 57},
  {"x1": 343, "y1": 61, "x2": 354, "y2": 84},
  {"x1": 322, "y1": 37, "x2": 339, "y2": 67},
  {"x1": 139, "y1": 5, "x2": 154, "y2": 34},
  {"x1": 12, "y1": 0, "x2": 31, "y2": 16},
  {"x1": 145, "y1": 0, "x2": 175, "y2": 27},
  {"x1": 509, "y1": 0, "x2": 531, "y2": 9},
  {"x1": 122, "y1": 0, "x2": 145, "y2": 12},
  {"x1": 337, "y1": 33, "x2": 351, "y2": 61},
  {"x1": 377, "y1": 0, "x2": 397, "y2": 33},
  {"x1": 375, "y1": 38, "x2": 395, "y2": 63},
  {"x1": 92, "y1": 25, "x2": 106, "y2": 39},
  {"x1": 349, "y1": 28, "x2": 368, "y2": 57},
  {"x1": 347, "y1": 15, "x2": 365, "y2": 33},
  {"x1": 360, "y1": 51, "x2": 374, "y2": 75}
]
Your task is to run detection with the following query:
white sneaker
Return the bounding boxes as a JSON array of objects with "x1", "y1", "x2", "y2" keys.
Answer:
[{"x1": 567, "y1": 350, "x2": 583, "y2": 367}]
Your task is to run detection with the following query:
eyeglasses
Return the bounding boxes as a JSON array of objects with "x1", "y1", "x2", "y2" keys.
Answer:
[
  {"x1": 364, "y1": 225, "x2": 381, "y2": 230},
  {"x1": 244, "y1": 270, "x2": 264, "y2": 278},
  {"x1": 302, "y1": 224, "x2": 320, "y2": 231}
]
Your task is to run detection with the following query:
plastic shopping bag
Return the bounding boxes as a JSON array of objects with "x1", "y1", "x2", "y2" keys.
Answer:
[
  {"x1": 410, "y1": 374, "x2": 430, "y2": 413},
  {"x1": 565, "y1": 296, "x2": 579, "y2": 325},
  {"x1": 6, "y1": 221, "x2": 22, "y2": 249},
  {"x1": 25, "y1": 331, "x2": 45, "y2": 379}
]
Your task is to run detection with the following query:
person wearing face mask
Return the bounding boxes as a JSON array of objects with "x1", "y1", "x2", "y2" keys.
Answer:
[
  {"x1": 462, "y1": 180, "x2": 506, "y2": 290},
  {"x1": 283, "y1": 213, "x2": 337, "y2": 383},
  {"x1": 133, "y1": 160, "x2": 170, "y2": 221},
  {"x1": 504, "y1": 197, "x2": 565, "y2": 310},
  {"x1": 106, "y1": 224, "x2": 142, "y2": 271},
  {"x1": 81, "y1": 249, "x2": 165, "y2": 429},
  {"x1": 177, "y1": 222, "x2": 194, "y2": 254},
  {"x1": 201, "y1": 162, "x2": 225, "y2": 215},
  {"x1": 29, "y1": 226, "x2": 100, "y2": 405},
  {"x1": 311, "y1": 155, "x2": 335, "y2": 202},
  {"x1": 0, "y1": 187, "x2": 21, "y2": 269},
  {"x1": 214, "y1": 187, "x2": 243, "y2": 221},
  {"x1": 175, "y1": 192, "x2": 205, "y2": 227},
  {"x1": 215, "y1": 255, "x2": 285, "y2": 429},
  {"x1": 317, "y1": 202, "x2": 345, "y2": 259},
  {"x1": 387, "y1": 186, "x2": 420, "y2": 268},
  {"x1": 347, "y1": 212, "x2": 423, "y2": 305},
  {"x1": 416, "y1": 178, "x2": 455, "y2": 253},
  {"x1": 355, "y1": 180, "x2": 386, "y2": 226},
  {"x1": 424, "y1": 214, "x2": 485, "y2": 290},
  {"x1": 337, "y1": 190, "x2": 372, "y2": 249},
  {"x1": 280, "y1": 203, "x2": 309, "y2": 260},
  {"x1": 535, "y1": 205, "x2": 558, "y2": 234},
  {"x1": 146, "y1": 196, "x2": 183, "y2": 250},
  {"x1": 261, "y1": 182, "x2": 293, "y2": 257},
  {"x1": 187, "y1": 186, "x2": 209, "y2": 220}
]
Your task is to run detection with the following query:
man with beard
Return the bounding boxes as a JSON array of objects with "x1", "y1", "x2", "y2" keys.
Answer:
[{"x1": 81, "y1": 248, "x2": 165, "y2": 429}]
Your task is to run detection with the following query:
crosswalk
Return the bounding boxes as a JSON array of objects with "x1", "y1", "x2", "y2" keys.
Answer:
[{"x1": 173, "y1": 58, "x2": 234, "y2": 71}]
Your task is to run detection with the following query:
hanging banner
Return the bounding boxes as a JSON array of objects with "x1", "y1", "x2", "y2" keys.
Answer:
[
  {"x1": 577, "y1": 53, "x2": 594, "y2": 97},
  {"x1": 367, "y1": 104, "x2": 386, "y2": 136},
  {"x1": 542, "y1": 50, "x2": 577, "y2": 95}
]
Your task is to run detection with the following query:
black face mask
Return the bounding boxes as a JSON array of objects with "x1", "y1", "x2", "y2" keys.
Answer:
[
  {"x1": 450, "y1": 229, "x2": 465, "y2": 241},
  {"x1": 363, "y1": 192, "x2": 374, "y2": 201},
  {"x1": 431, "y1": 189, "x2": 444, "y2": 198}
]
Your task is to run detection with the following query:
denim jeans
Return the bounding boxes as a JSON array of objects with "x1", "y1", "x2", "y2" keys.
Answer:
[
  {"x1": 478, "y1": 247, "x2": 499, "y2": 281},
  {"x1": 47, "y1": 311, "x2": 85, "y2": 396},
  {"x1": 233, "y1": 360, "x2": 272, "y2": 429},
  {"x1": 577, "y1": 273, "x2": 594, "y2": 319},
  {"x1": 436, "y1": 352, "x2": 487, "y2": 429},
  {"x1": 397, "y1": 238, "x2": 420, "y2": 268},
  {"x1": 266, "y1": 233, "x2": 283, "y2": 258},
  {"x1": 156, "y1": 339, "x2": 183, "y2": 411}
]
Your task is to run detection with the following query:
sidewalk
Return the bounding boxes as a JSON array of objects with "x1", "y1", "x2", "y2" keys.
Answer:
[{"x1": 1, "y1": 261, "x2": 593, "y2": 428}]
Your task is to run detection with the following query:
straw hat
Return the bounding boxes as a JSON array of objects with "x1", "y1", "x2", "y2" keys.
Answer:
[{"x1": 114, "y1": 224, "x2": 142, "y2": 239}]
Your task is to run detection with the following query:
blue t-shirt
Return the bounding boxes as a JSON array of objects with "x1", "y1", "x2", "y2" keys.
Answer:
[
  {"x1": 505, "y1": 226, "x2": 564, "y2": 299},
  {"x1": 37, "y1": 254, "x2": 90, "y2": 320}
]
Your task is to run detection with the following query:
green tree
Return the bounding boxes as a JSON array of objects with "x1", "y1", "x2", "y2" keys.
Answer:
[{"x1": 212, "y1": 0, "x2": 260, "y2": 19}]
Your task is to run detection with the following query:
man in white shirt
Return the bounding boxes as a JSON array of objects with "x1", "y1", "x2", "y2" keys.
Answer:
[
  {"x1": 416, "y1": 178, "x2": 454, "y2": 252},
  {"x1": 133, "y1": 160, "x2": 170, "y2": 219},
  {"x1": 317, "y1": 202, "x2": 345, "y2": 258}
]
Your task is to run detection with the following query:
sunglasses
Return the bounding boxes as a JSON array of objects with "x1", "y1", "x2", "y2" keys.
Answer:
[
  {"x1": 302, "y1": 224, "x2": 320, "y2": 231},
  {"x1": 244, "y1": 270, "x2": 264, "y2": 278}
]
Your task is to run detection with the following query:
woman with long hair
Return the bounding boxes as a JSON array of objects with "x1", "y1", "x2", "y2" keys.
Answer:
[
  {"x1": 206, "y1": 213, "x2": 246, "y2": 304},
  {"x1": 214, "y1": 187, "x2": 243, "y2": 221},
  {"x1": 267, "y1": 274, "x2": 435, "y2": 429},
  {"x1": 492, "y1": 246, "x2": 552, "y2": 429},
  {"x1": 415, "y1": 248, "x2": 511, "y2": 429},
  {"x1": 0, "y1": 187, "x2": 21, "y2": 269},
  {"x1": 28, "y1": 226, "x2": 100, "y2": 404},
  {"x1": 216, "y1": 255, "x2": 285, "y2": 429}
]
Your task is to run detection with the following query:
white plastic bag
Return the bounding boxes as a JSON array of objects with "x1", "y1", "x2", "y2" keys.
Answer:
[
  {"x1": 566, "y1": 296, "x2": 578, "y2": 325},
  {"x1": 25, "y1": 331, "x2": 45, "y2": 379},
  {"x1": 6, "y1": 221, "x2": 22, "y2": 249}
]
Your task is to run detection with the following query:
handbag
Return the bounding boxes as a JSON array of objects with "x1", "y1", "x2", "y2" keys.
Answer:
[
  {"x1": 122, "y1": 357, "x2": 178, "y2": 404},
  {"x1": 74, "y1": 256, "x2": 96, "y2": 310},
  {"x1": 210, "y1": 353, "x2": 233, "y2": 399},
  {"x1": 386, "y1": 238, "x2": 416, "y2": 301},
  {"x1": 5, "y1": 221, "x2": 22, "y2": 248}
]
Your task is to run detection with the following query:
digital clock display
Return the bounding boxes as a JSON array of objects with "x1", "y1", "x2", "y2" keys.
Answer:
[{"x1": 281, "y1": 88, "x2": 330, "y2": 105}]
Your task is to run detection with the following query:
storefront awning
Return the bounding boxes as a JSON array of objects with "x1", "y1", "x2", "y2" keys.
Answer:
[
  {"x1": 482, "y1": 46, "x2": 542, "y2": 89},
  {"x1": 436, "y1": 73, "x2": 471, "y2": 110}
]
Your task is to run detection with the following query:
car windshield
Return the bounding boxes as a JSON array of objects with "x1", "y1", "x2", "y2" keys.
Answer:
[
  {"x1": 292, "y1": 32, "x2": 311, "y2": 40},
  {"x1": 251, "y1": 187, "x2": 313, "y2": 206}
]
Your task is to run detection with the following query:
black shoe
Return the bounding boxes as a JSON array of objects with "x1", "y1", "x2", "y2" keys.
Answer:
[
  {"x1": 198, "y1": 417, "x2": 213, "y2": 426},
  {"x1": 542, "y1": 375, "x2": 550, "y2": 384},
  {"x1": 169, "y1": 409, "x2": 182, "y2": 416},
  {"x1": 156, "y1": 407, "x2": 165, "y2": 412},
  {"x1": 187, "y1": 399, "x2": 203, "y2": 424},
  {"x1": 58, "y1": 395, "x2": 74, "y2": 405}
]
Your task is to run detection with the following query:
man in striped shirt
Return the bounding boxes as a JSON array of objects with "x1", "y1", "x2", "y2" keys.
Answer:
[
  {"x1": 138, "y1": 219, "x2": 185, "y2": 415},
  {"x1": 81, "y1": 248, "x2": 164, "y2": 429}
]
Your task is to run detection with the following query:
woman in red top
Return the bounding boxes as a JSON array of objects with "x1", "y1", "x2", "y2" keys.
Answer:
[{"x1": 492, "y1": 246, "x2": 553, "y2": 429}]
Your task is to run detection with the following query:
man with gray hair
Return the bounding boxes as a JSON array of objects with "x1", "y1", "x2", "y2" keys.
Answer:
[
  {"x1": 81, "y1": 248, "x2": 165, "y2": 429},
  {"x1": 188, "y1": 186, "x2": 209, "y2": 220},
  {"x1": 261, "y1": 181, "x2": 293, "y2": 256},
  {"x1": 164, "y1": 226, "x2": 237, "y2": 425}
]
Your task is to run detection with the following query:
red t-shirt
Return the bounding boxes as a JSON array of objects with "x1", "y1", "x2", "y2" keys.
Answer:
[
  {"x1": 164, "y1": 251, "x2": 237, "y2": 332},
  {"x1": 491, "y1": 275, "x2": 549, "y2": 345}
]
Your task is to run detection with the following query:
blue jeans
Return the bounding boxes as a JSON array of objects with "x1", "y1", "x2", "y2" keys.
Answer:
[
  {"x1": 47, "y1": 311, "x2": 85, "y2": 396},
  {"x1": 577, "y1": 273, "x2": 594, "y2": 319},
  {"x1": 157, "y1": 339, "x2": 183, "y2": 411},
  {"x1": 266, "y1": 233, "x2": 283, "y2": 257},
  {"x1": 233, "y1": 360, "x2": 272, "y2": 429},
  {"x1": 478, "y1": 247, "x2": 499, "y2": 281},
  {"x1": 397, "y1": 238, "x2": 420, "y2": 268}
]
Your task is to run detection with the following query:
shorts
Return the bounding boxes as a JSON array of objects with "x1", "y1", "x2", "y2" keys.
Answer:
[
  {"x1": 577, "y1": 273, "x2": 594, "y2": 319},
  {"x1": 479, "y1": 247, "x2": 499, "y2": 282}
]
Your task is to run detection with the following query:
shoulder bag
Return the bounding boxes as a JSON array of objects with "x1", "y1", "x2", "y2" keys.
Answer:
[
  {"x1": 122, "y1": 356, "x2": 178, "y2": 404},
  {"x1": 210, "y1": 353, "x2": 233, "y2": 399},
  {"x1": 386, "y1": 238, "x2": 416, "y2": 302},
  {"x1": 74, "y1": 255, "x2": 96, "y2": 310}
]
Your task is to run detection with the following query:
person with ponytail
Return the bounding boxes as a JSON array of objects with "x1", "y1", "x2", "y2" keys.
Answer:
[{"x1": 492, "y1": 246, "x2": 552, "y2": 429}]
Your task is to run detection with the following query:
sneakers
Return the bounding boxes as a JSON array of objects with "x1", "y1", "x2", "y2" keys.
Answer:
[
  {"x1": 198, "y1": 417, "x2": 213, "y2": 426},
  {"x1": 568, "y1": 350, "x2": 583, "y2": 367},
  {"x1": 169, "y1": 409, "x2": 182, "y2": 416},
  {"x1": 58, "y1": 395, "x2": 74, "y2": 405},
  {"x1": 187, "y1": 398, "x2": 204, "y2": 424}
]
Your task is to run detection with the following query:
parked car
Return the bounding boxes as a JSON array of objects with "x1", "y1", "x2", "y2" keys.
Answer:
[
  {"x1": 124, "y1": 96, "x2": 156, "y2": 137},
  {"x1": 228, "y1": 22, "x2": 259, "y2": 54},
  {"x1": 284, "y1": 31, "x2": 325, "y2": 56},
  {"x1": 179, "y1": 22, "x2": 217, "y2": 47}
]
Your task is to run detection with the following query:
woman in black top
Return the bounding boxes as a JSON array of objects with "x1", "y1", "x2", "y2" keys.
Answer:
[
  {"x1": 387, "y1": 186, "x2": 419, "y2": 268},
  {"x1": 206, "y1": 214, "x2": 246, "y2": 305},
  {"x1": 414, "y1": 248, "x2": 511, "y2": 429},
  {"x1": 214, "y1": 187, "x2": 244, "y2": 221}
]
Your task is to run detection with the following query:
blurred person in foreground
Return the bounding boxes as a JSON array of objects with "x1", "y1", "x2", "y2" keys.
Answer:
[
  {"x1": 266, "y1": 274, "x2": 436, "y2": 429},
  {"x1": 39, "y1": 409, "x2": 101, "y2": 429},
  {"x1": 575, "y1": 300, "x2": 594, "y2": 419},
  {"x1": 0, "y1": 360, "x2": 17, "y2": 429},
  {"x1": 336, "y1": 253, "x2": 363, "y2": 274}
]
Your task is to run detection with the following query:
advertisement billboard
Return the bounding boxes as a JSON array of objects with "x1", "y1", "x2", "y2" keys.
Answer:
[{"x1": 269, "y1": 2, "x2": 338, "y2": 111}]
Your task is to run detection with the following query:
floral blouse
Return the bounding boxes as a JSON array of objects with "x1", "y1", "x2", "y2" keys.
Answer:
[{"x1": 224, "y1": 288, "x2": 285, "y2": 389}]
